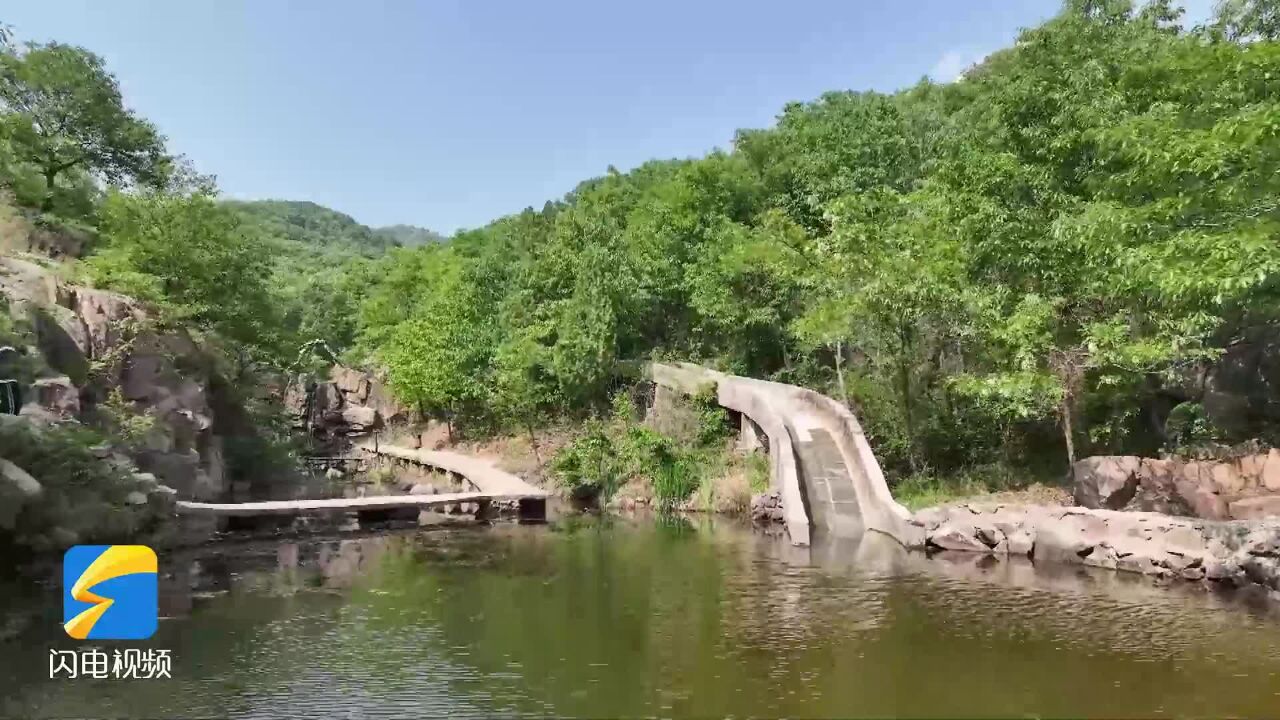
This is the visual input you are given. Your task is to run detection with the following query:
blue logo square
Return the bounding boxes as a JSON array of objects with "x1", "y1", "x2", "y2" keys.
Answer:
[{"x1": 62, "y1": 545, "x2": 158, "y2": 640}]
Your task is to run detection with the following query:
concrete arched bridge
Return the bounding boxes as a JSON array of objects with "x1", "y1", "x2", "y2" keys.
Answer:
[{"x1": 648, "y1": 362, "x2": 919, "y2": 547}]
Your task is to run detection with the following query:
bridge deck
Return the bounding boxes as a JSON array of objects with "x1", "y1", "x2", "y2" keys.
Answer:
[
  {"x1": 175, "y1": 491, "x2": 516, "y2": 517},
  {"x1": 176, "y1": 443, "x2": 548, "y2": 519},
  {"x1": 358, "y1": 443, "x2": 547, "y2": 497}
]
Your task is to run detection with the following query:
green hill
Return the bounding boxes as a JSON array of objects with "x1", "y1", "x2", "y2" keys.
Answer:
[
  {"x1": 223, "y1": 199, "x2": 398, "y2": 257},
  {"x1": 373, "y1": 224, "x2": 445, "y2": 248}
]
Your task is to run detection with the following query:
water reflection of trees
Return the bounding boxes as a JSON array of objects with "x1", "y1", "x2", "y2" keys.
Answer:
[
  {"x1": 8, "y1": 520, "x2": 1279, "y2": 718},
  {"x1": 346, "y1": 517, "x2": 900, "y2": 717}
]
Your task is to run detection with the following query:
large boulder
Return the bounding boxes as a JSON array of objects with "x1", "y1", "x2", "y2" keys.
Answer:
[
  {"x1": 330, "y1": 366, "x2": 370, "y2": 403},
  {"x1": 1131, "y1": 458, "x2": 1195, "y2": 516},
  {"x1": 58, "y1": 286, "x2": 147, "y2": 362},
  {"x1": 313, "y1": 382, "x2": 344, "y2": 414},
  {"x1": 340, "y1": 405, "x2": 382, "y2": 433},
  {"x1": 1262, "y1": 449, "x2": 1280, "y2": 492},
  {"x1": 0, "y1": 458, "x2": 41, "y2": 531},
  {"x1": 365, "y1": 380, "x2": 409, "y2": 424},
  {"x1": 1228, "y1": 496, "x2": 1280, "y2": 521},
  {"x1": 929, "y1": 521, "x2": 992, "y2": 553},
  {"x1": 1072, "y1": 456, "x2": 1140, "y2": 509},
  {"x1": 283, "y1": 378, "x2": 312, "y2": 419},
  {"x1": 0, "y1": 458, "x2": 41, "y2": 498},
  {"x1": 32, "y1": 376, "x2": 80, "y2": 418},
  {"x1": 1074, "y1": 452, "x2": 1280, "y2": 522}
]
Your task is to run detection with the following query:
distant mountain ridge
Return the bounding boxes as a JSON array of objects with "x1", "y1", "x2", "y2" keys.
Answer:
[
  {"x1": 223, "y1": 199, "x2": 443, "y2": 256},
  {"x1": 373, "y1": 224, "x2": 445, "y2": 248}
]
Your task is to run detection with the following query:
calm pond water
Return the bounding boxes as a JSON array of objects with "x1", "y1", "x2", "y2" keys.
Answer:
[{"x1": 2, "y1": 515, "x2": 1279, "y2": 719}]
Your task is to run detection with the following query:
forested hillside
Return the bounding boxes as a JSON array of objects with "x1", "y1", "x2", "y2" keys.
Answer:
[
  {"x1": 1, "y1": 0, "x2": 1278, "y2": 504},
  {"x1": 374, "y1": 224, "x2": 445, "y2": 248},
  {"x1": 222, "y1": 200, "x2": 442, "y2": 354},
  {"x1": 355, "y1": 0, "x2": 1280, "y2": 485},
  {"x1": 225, "y1": 199, "x2": 402, "y2": 255}
]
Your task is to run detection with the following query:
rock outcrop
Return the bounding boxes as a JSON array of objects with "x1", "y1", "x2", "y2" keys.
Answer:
[
  {"x1": 31, "y1": 376, "x2": 79, "y2": 418},
  {"x1": 911, "y1": 502, "x2": 1280, "y2": 594},
  {"x1": 0, "y1": 256, "x2": 227, "y2": 502},
  {"x1": 285, "y1": 365, "x2": 408, "y2": 443},
  {"x1": 0, "y1": 457, "x2": 43, "y2": 530},
  {"x1": 1073, "y1": 452, "x2": 1280, "y2": 521}
]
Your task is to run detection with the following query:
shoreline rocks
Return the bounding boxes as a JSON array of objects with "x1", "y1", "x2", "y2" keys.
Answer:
[
  {"x1": 750, "y1": 490, "x2": 785, "y2": 524},
  {"x1": 910, "y1": 502, "x2": 1280, "y2": 594}
]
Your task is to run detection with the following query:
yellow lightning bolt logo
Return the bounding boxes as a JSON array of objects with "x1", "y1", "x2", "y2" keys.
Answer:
[{"x1": 63, "y1": 545, "x2": 157, "y2": 640}]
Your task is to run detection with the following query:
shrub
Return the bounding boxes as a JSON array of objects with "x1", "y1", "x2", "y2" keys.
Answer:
[
  {"x1": 691, "y1": 387, "x2": 732, "y2": 447},
  {"x1": 745, "y1": 452, "x2": 770, "y2": 494},
  {"x1": 1165, "y1": 402, "x2": 1219, "y2": 456},
  {"x1": 0, "y1": 420, "x2": 155, "y2": 553},
  {"x1": 550, "y1": 419, "x2": 624, "y2": 501},
  {"x1": 96, "y1": 387, "x2": 157, "y2": 451},
  {"x1": 551, "y1": 389, "x2": 707, "y2": 507}
]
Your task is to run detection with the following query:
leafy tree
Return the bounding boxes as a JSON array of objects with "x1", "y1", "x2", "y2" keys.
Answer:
[
  {"x1": 0, "y1": 42, "x2": 168, "y2": 210},
  {"x1": 86, "y1": 191, "x2": 286, "y2": 365},
  {"x1": 1212, "y1": 0, "x2": 1280, "y2": 39},
  {"x1": 377, "y1": 250, "x2": 498, "y2": 431}
]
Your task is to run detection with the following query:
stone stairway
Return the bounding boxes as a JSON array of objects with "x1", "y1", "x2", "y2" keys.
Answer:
[{"x1": 793, "y1": 426, "x2": 865, "y2": 537}]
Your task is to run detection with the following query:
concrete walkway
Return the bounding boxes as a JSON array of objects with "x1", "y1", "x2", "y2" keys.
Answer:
[
  {"x1": 355, "y1": 443, "x2": 548, "y2": 497},
  {"x1": 176, "y1": 443, "x2": 547, "y2": 520},
  {"x1": 176, "y1": 492, "x2": 496, "y2": 517}
]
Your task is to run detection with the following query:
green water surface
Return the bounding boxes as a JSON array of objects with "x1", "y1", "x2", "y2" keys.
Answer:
[{"x1": 2, "y1": 516, "x2": 1278, "y2": 718}]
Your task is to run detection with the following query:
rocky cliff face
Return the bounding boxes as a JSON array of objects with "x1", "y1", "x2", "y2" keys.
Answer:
[
  {"x1": 284, "y1": 364, "x2": 408, "y2": 446},
  {"x1": 0, "y1": 255, "x2": 227, "y2": 502},
  {"x1": 1073, "y1": 453, "x2": 1280, "y2": 522},
  {"x1": 1182, "y1": 326, "x2": 1280, "y2": 442}
]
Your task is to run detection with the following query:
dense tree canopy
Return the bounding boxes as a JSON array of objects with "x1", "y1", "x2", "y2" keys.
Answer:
[
  {"x1": 86, "y1": 191, "x2": 285, "y2": 361},
  {"x1": 357, "y1": 0, "x2": 1280, "y2": 478},
  {"x1": 0, "y1": 42, "x2": 168, "y2": 210}
]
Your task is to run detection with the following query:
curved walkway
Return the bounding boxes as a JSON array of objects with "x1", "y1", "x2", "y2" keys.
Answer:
[{"x1": 357, "y1": 444, "x2": 548, "y2": 498}]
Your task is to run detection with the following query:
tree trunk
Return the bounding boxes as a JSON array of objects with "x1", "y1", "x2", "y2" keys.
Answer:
[
  {"x1": 896, "y1": 323, "x2": 918, "y2": 472},
  {"x1": 833, "y1": 340, "x2": 849, "y2": 407},
  {"x1": 41, "y1": 166, "x2": 58, "y2": 212},
  {"x1": 526, "y1": 420, "x2": 543, "y2": 470},
  {"x1": 1061, "y1": 396, "x2": 1076, "y2": 468}
]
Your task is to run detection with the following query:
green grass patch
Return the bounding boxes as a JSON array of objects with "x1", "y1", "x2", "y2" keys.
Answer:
[{"x1": 890, "y1": 464, "x2": 1057, "y2": 511}]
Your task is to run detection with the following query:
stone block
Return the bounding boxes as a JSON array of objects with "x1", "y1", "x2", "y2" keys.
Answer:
[
  {"x1": 1073, "y1": 456, "x2": 1140, "y2": 509},
  {"x1": 928, "y1": 522, "x2": 989, "y2": 553},
  {"x1": 1211, "y1": 462, "x2": 1245, "y2": 495},
  {"x1": 1239, "y1": 453, "x2": 1266, "y2": 486},
  {"x1": 32, "y1": 376, "x2": 80, "y2": 417},
  {"x1": 1262, "y1": 449, "x2": 1280, "y2": 492},
  {"x1": 1228, "y1": 496, "x2": 1280, "y2": 521}
]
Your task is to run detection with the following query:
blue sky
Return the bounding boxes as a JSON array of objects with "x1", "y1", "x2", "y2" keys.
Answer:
[{"x1": 4, "y1": 0, "x2": 1218, "y2": 233}]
